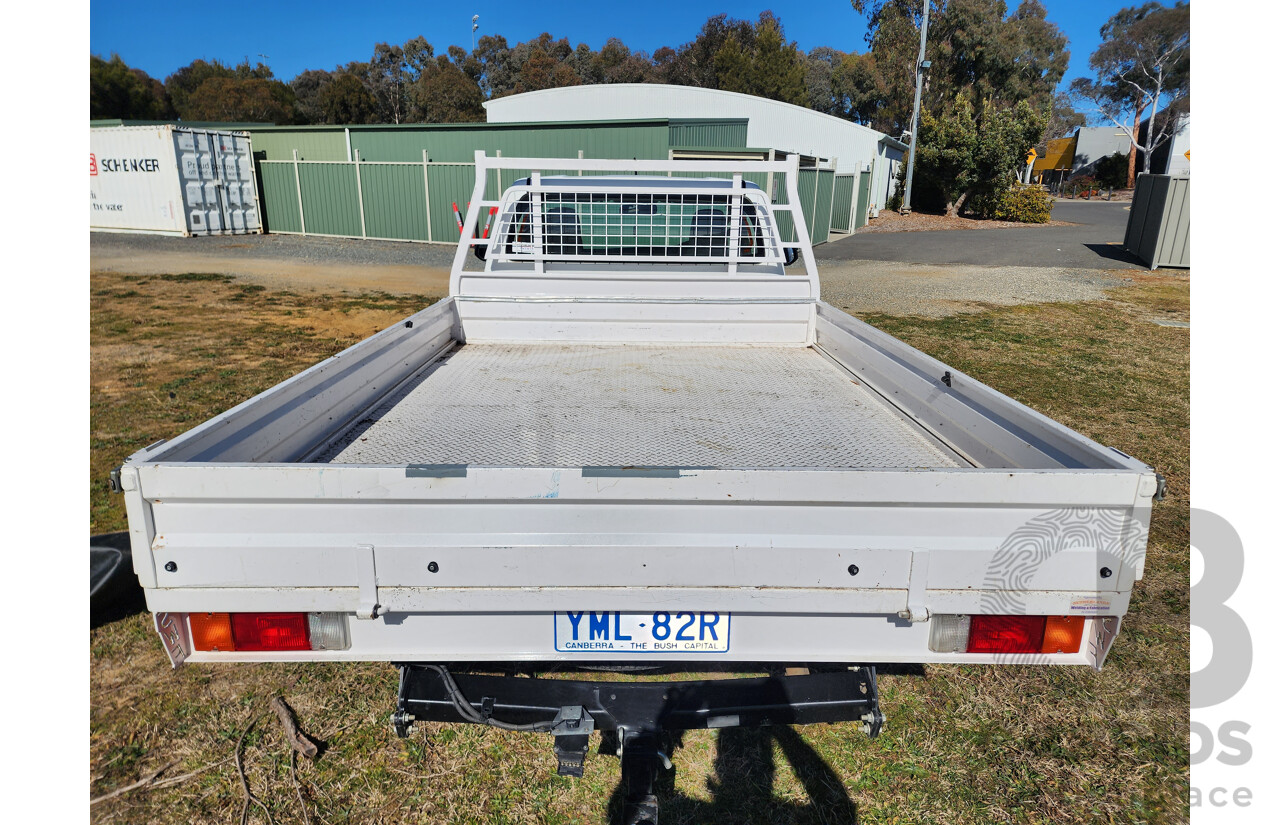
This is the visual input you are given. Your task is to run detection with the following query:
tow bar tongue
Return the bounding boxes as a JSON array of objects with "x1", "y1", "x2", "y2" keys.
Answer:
[{"x1": 392, "y1": 665, "x2": 884, "y2": 824}]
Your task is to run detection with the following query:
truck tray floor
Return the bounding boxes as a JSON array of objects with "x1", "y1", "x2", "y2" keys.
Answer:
[{"x1": 318, "y1": 344, "x2": 962, "y2": 469}]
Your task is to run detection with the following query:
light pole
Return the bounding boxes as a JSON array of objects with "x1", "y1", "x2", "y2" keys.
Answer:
[
  {"x1": 899, "y1": 1, "x2": 931, "y2": 215},
  {"x1": 472, "y1": 15, "x2": 479, "y2": 52}
]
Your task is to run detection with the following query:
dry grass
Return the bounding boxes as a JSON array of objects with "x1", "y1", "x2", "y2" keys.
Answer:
[{"x1": 90, "y1": 270, "x2": 1189, "y2": 824}]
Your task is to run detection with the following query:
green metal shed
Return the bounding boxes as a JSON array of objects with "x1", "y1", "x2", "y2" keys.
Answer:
[{"x1": 245, "y1": 119, "x2": 689, "y2": 163}]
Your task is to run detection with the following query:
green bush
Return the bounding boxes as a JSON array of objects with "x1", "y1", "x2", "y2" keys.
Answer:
[
  {"x1": 1094, "y1": 152, "x2": 1130, "y2": 189},
  {"x1": 990, "y1": 184, "x2": 1054, "y2": 223}
]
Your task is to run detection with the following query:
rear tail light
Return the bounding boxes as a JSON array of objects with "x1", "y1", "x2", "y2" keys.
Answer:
[
  {"x1": 188, "y1": 612, "x2": 350, "y2": 652},
  {"x1": 231, "y1": 613, "x2": 310, "y2": 651},
  {"x1": 967, "y1": 615, "x2": 1045, "y2": 653},
  {"x1": 929, "y1": 614, "x2": 1086, "y2": 655}
]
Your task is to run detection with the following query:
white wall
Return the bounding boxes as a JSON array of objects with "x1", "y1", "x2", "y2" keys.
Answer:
[{"x1": 1164, "y1": 116, "x2": 1191, "y2": 175}]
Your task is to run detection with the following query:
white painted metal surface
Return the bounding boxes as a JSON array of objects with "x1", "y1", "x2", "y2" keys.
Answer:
[
  {"x1": 90, "y1": 125, "x2": 261, "y2": 236},
  {"x1": 119, "y1": 156, "x2": 1159, "y2": 669},
  {"x1": 483, "y1": 85, "x2": 907, "y2": 210}
]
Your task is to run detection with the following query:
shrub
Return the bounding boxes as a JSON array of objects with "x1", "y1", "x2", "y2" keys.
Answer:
[
  {"x1": 1094, "y1": 152, "x2": 1130, "y2": 189},
  {"x1": 1071, "y1": 174, "x2": 1097, "y2": 188},
  {"x1": 990, "y1": 184, "x2": 1054, "y2": 223}
]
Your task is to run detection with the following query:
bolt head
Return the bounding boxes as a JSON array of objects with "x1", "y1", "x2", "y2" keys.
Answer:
[
  {"x1": 1100, "y1": 567, "x2": 1113, "y2": 578},
  {"x1": 164, "y1": 561, "x2": 177, "y2": 573},
  {"x1": 848, "y1": 564, "x2": 860, "y2": 576},
  {"x1": 427, "y1": 561, "x2": 439, "y2": 573}
]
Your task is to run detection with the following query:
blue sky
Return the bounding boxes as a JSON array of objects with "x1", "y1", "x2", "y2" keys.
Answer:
[{"x1": 90, "y1": 0, "x2": 1126, "y2": 95}]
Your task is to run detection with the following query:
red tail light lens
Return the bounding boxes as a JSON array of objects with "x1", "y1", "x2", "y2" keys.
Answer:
[
  {"x1": 966, "y1": 615, "x2": 1046, "y2": 654},
  {"x1": 229, "y1": 613, "x2": 311, "y2": 651}
]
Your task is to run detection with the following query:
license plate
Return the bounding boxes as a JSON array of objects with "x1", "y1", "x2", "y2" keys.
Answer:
[{"x1": 554, "y1": 611, "x2": 730, "y2": 653}]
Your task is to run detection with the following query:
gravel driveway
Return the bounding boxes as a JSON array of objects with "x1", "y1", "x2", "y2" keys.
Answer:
[
  {"x1": 91, "y1": 232, "x2": 459, "y2": 295},
  {"x1": 819, "y1": 260, "x2": 1127, "y2": 317}
]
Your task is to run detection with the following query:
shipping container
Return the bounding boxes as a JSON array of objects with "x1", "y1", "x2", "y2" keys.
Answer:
[{"x1": 90, "y1": 125, "x2": 261, "y2": 237}]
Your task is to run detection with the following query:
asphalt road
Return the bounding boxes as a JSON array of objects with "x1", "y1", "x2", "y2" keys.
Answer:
[{"x1": 816, "y1": 200, "x2": 1144, "y2": 270}]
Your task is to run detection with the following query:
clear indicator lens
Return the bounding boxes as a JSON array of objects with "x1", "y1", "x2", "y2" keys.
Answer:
[
  {"x1": 928, "y1": 614, "x2": 972, "y2": 652},
  {"x1": 307, "y1": 612, "x2": 350, "y2": 650}
]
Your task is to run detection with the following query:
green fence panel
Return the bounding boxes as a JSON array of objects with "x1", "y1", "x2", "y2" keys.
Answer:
[
  {"x1": 360, "y1": 163, "x2": 430, "y2": 242},
  {"x1": 425, "y1": 165, "x2": 481, "y2": 244},
  {"x1": 831, "y1": 175, "x2": 856, "y2": 233},
  {"x1": 794, "y1": 169, "x2": 819, "y2": 245},
  {"x1": 258, "y1": 162, "x2": 302, "y2": 234},
  {"x1": 811, "y1": 169, "x2": 835, "y2": 245},
  {"x1": 297, "y1": 163, "x2": 362, "y2": 237},
  {"x1": 854, "y1": 170, "x2": 872, "y2": 230},
  {"x1": 259, "y1": 155, "x2": 836, "y2": 247}
]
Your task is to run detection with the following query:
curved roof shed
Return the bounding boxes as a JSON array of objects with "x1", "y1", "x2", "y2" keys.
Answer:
[{"x1": 484, "y1": 85, "x2": 905, "y2": 208}]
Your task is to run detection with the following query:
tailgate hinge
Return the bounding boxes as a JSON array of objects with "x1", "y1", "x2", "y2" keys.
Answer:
[
  {"x1": 356, "y1": 543, "x2": 381, "y2": 619},
  {"x1": 897, "y1": 549, "x2": 931, "y2": 623}
]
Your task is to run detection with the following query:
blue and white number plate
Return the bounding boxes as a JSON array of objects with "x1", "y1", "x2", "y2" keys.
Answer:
[{"x1": 554, "y1": 611, "x2": 731, "y2": 653}]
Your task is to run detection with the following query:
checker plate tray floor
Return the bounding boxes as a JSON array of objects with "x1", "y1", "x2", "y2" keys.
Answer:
[{"x1": 317, "y1": 344, "x2": 963, "y2": 469}]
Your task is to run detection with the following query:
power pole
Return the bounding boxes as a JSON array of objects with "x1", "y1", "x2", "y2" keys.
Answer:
[{"x1": 899, "y1": 1, "x2": 931, "y2": 214}]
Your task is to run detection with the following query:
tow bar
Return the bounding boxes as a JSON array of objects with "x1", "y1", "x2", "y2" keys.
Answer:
[{"x1": 392, "y1": 665, "x2": 884, "y2": 825}]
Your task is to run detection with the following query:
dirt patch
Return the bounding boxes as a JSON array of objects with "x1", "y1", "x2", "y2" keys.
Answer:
[
  {"x1": 856, "y1": 210, "x2": 1076, "y2": 233},
  {"x1": 91, "y1": 251, "x2": 450, "y2": 296}
]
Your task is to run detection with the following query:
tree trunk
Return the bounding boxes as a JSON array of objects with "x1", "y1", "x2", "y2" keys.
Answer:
[
  {"x1": 1126, "y1": 103, "x2": 1145, "y2": 189},
  {"x1": 1141, "y1": 79, "x2": 1165, "y2": 175},
  {"x1": 948, "y1": 187, "x2": 974, "y2": 217}
]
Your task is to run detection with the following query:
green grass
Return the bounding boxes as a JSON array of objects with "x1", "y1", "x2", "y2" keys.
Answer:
[{"x1": 90, "y1": 271, "x2": 1189, "y2": 824}]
